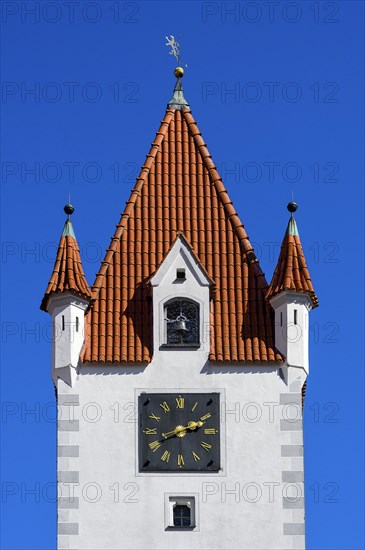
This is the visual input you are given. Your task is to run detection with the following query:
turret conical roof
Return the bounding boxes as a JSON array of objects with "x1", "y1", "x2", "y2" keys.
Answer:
[
  {"x1": 265, "y1": 204, "x2": 318, "y2": 308},
  {"x1": 40, "y1": 206, "x2": 92, "y2": 311}
]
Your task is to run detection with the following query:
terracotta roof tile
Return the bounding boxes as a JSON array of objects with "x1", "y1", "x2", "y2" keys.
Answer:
[
  {"x1": 266, "y1": 216, "x2": 318, "y2": 308},
  {"x1": 81, "y1": 103, "x2": 282, "y2": 364},
  {"x1": 40, "y1": 219, "x2": 92, "y2": 311}
]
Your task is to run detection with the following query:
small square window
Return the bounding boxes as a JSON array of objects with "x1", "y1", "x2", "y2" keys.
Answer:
[
  {"x1": 165, "y1": 495, "x2": 197, "y2": 531},
  {"x1": 176, "y1": 268, "x2": 186, "y2": 280},
  {"x1": 173, "y1": 505, "x2": 191, "y2": 527}
]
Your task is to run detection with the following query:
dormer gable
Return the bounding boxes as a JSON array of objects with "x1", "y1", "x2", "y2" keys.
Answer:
[
  {"x1": 151, "y1": 233, "x2": 213, "y2": 288},
  {"x1": 150, "y1": 234, "x2": 213, "y2": 355}
]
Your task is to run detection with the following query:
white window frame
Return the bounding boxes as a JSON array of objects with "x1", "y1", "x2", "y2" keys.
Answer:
[
  {"x1": 163, "y1": 297, "x2": 201, "y2": 347},
  {"x1": 164, "y1": 494, "x2": 198, "y2": 530}
]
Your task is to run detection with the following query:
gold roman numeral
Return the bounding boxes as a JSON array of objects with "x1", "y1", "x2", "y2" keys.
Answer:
[
  {"x1": 149, "y1": 440, "x2": 161, "y2": 452},
  {"x1": 200, "y1": 441, "x2": 212, "y2": 452},
  {"x1": 204, "y1": 428, "x2": 218, "y2": 435},
  {"x1": 159, "y1": 401, "x2": 170, "y2": 413},
  {"x1": 161, "y1": 450, "x2": 171, "y2": 462},
  {"x1": 200, "y1": 412, "x2": 211, "y2": 421},
  {"x1": 192, "y1": 452, "x2": 201, "y2": 462},
  {"x1": 176, "y1": 396, "x2": 184, "y2": 409},
  {"x1": 148, "y1": 413, "x2": 160, "y2": 422},
  {"x1": 178, "y1": 454, "x2": 184, "y2": 467},
  {"x1": 144, "y1": 428, "x2": 157, "y2": 435},
  {"x1": 191, "y1": 401, "x2": 198, "y2": 412}
]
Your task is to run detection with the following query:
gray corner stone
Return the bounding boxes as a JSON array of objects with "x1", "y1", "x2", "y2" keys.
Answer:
[
  {"x1": 283, "y1": 523, "x2": 305, "y2": 535},
  {"x1": 58, "y1": 446, "x2": 79, "y2": 457},
  {"x1": 283, "y1": 497, "x2": 305, "y2": 509},
  {"x1": 58, "y1": 523, "x2": 79, "y2": 535},
  {"x1": 280, "y1": 393, "x2": 302, "y2": 405},
  {"x1": 282, "y1": 471, "x2": 304, "y2": 483},
  {"x1": 58, "y1": 394, "x2": 79, "y2": 406},
  {"x1": 281, "y1": 445, "x2": 303, "y2": 457},
  {"x1": 58, "y1": 497, "x2": 79, "y2": 509},
  {"x1": 58, "y1": 471, "x2": 79, "y2": 483},
  {"x1": 280, "y1": 419, "x2": 302, "y2": 431},
  {"x1": 59, "y1": 420, "x2": 79, "y2": 432}
]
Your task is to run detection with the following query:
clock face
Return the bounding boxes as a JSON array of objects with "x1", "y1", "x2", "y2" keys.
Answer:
[{"x1": 138, "y1": 392, "x2": 220, "y2": 472}]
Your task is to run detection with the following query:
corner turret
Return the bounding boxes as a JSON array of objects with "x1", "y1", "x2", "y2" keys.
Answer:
[
  {"x1": 266, "y1": 202, "x2": 318, "y2": 376},
  {"x1": 40, "y1": 204, "x2": 91, "y2": 386}
]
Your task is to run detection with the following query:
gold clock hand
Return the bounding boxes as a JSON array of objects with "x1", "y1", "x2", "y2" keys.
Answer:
[
  {"x1": 162, "y1": 427, "x2": 182, "y2": 438},
  {"x1": 162, "y1": 424, "x2": 189, "y2": 438},
  {"x1": 187, "y1": 420, "x2": 204, "y2": 430},
  {"x1": 162, "y1": 420, "x2": 205, "y2": 439}
]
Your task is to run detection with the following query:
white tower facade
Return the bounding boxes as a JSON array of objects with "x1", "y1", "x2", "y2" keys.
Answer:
[
  {"x1": 270, "y1": 292, "x2": 312, "y2": 374},
  {"x1": 41, "y1": 79, "x2": 318, "y2": 550},
  {"x1": 46, "y1": 292, "x2": 89, "y2": 386}
]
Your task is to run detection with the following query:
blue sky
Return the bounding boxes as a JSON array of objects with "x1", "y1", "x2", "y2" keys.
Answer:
[{"x1": 1, "y1": 1, "x2": 364, "y2": 549}]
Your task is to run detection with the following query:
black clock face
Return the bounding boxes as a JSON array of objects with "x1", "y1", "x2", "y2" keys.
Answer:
[{"x1": 139, "y1": 393, "x2": 220, "y2": 472}]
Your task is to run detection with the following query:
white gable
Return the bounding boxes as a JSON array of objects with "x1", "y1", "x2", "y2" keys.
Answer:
[
  {"x1": 151, "y1": 235, "x2": 212, "y2": 288},
  {"x1": 150, "y1": 235, "x2": 212, "y2": 356}
]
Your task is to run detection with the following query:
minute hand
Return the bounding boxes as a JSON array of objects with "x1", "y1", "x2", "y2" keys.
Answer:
[
  {"x1": 187, "y1": 420, "x2": 204, "y2": 430},
  {"x1": 162, "y1": 420, "x2": 205, "y2": 439}
]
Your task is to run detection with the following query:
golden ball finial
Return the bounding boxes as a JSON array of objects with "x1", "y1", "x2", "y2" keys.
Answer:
[{"x1": 174, "y1": 66, "x2": 184, "y2": 78}]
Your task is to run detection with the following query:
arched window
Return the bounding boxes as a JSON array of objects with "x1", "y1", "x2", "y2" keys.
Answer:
[
  {"x1": 173, "y1": 504, "x2": 191, "y2": 527},
  {"x1": 164, "y1": 299, "x2": 200, "y2": 346}
]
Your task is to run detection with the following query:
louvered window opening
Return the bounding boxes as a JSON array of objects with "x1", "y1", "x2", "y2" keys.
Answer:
[{"x1": 165, "y1": 299, "x2": 199, "y2": 345}]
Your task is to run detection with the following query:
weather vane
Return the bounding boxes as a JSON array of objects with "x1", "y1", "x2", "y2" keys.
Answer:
[
  {"x1": 165, "y1": 35, "x2": 186, "y2": 78},
  {"x1": 165, "y1": 35, "x2": 180, "y2": 65}
]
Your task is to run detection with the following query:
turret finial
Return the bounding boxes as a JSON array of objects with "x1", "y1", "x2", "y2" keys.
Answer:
[
  {"x1": 285, "y1": 202, "x2": 299, "y2": 237},
  {"x1": 64, "y1": 202, "x2": 75, "y2": 219},
  {"x1": 287, "y1": 201, "x2": 298, "y2": 215},
  {"x1": 62, "y1": 202, "x2": 76, "y2": 238},
  {"x1": 174, "y1": 66, "x2": 184, "y2": 78}
]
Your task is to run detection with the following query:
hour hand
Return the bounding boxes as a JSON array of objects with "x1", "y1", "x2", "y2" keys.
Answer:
[
  {"x1": 162, "y1": 424, "x2": 190, "y2": 439},
  {"x1": 162, "y1": 427, "x2": 180, "y2": 439}
]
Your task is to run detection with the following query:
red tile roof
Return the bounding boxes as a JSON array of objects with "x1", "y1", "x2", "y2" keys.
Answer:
[
  {"x1": 40, "y1": 219, "x2": 92, "y2": 311},
  {"x1": 81, "y1": 103, "x2": 283, "y2": 364},
  {"x1": 265, "y1": 216, "x2": 318, "y2": 308}
]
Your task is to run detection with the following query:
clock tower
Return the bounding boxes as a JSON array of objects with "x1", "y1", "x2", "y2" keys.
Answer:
[{"x1": 41, "y1": 69, "x2": 318, "y2": 550}]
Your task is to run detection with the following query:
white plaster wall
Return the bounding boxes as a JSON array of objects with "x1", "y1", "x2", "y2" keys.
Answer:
[
  {"x1": 65, "y1": 353, "x2": 305, "y2": 550},
  {"x1": 271, "y1": 293, "x2": 311, "y2": 373},
  {"x1": 48, "y1": 293, "x2": 88, "y2": 374}
]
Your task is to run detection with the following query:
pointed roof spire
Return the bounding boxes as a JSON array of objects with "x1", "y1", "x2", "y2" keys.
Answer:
[
  {"x1": 40, "y1": 203, "x2": 92, "y2": 311},
  {"x1": 266, "y1": 202, "x2": 318, "y2": 308},
  {"x1": 168, "y1": 72, "x2": 189, "y2": 110}
]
